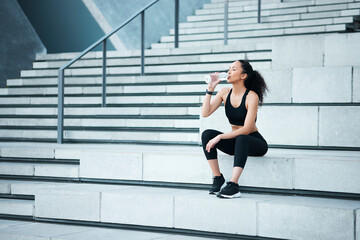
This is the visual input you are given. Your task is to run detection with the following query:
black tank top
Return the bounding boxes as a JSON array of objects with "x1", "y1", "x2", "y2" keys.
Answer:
[{"x1": 225, "y1": 88, "x2": 257, "y2": 126}]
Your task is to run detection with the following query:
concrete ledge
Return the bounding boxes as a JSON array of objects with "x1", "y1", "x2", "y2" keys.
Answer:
[
  {"x1": 33, "y1": 185, "x2": 360, "y2": 238},
  {"x1": 101, "y1": 187, "x2": 184, "y2": 228},
  {"x1": 294, "y1": 156, "x2": 360, "y2": 193},
  {"x1": 292, "y1": 66, "x2": 352, "y2": 103},
  {"x1": 272, "y1": 33, "x2": 360, "y2": 68},
  {"x1": 35, "y1": 184, "x2": 128, "y2": 221},
  {"x1": 1, "y1": 143, "x2": 359, "y2": 194},
  {"x1": 80, "y1": 151, "x2": 142, "y2": 180},
  {"x1": 319, "y1": 106, "x2": 360, "y2": 147},
  {"x1": 0, "y1": 199, "x2": 33, "y2": 216},
  {"x1": 200, "y1": 105, "x2": 360, "y2": 148},
  {"x1": 258, "y1": 197, "x2": 360, "y2": 239}
]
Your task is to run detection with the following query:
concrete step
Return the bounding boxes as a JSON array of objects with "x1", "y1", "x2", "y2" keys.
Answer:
[
  {"x1": 151, "y1": 37, "x2": 269, "y2": 49},
  {"x1": 170, "y1": 16, "x2": 354, "y2": 35},
  {"x1": 178, "y1": 8, "x2": 359, "y2": 28},
  {"x1": 199, "y1": 0, "x2": 360, "y2": 15},
  {"x1": 32, "y1": 52, "x2": 272, "y2": 70},
  {"x1": 0, "y1": 218, "x2": 210, "y2": 240},
  {"x1": 34, "y1": 42, "x2": 272, "y2": 61},
  {"x1": 33, "y1": 183, "x2": 360, "y2": 239},
  {"x1": 0, "y1": 95, "x2": 202, "y2": 105},
  {"x1": 0, "y1": 199, "x2": 33, "y2": 217},
  {"x1": 0, "y1": 129, "x2": 200, "y2": 144},
  {"x1": 204, "y1": 0, "x2": 360, "y2": 10},
  {"x1": 0, "y1": 157, "x2": 79, "y2": 178},
  {"x1": 161, "y1": 24, "x2": 348, "y2": 43},
  {"x1": 0, "y1": 101, "x2": 359, "y2": 147},
  {"x1": 20, "y1": 62, "x2": 271, "y2": 78},
  {"x1": 0, "y1": 106, "x2": 200, "y2": 116},
  {"x1": 0, "y1": 118, "x2": 199, "y2": 128},
  {"x1": 6, "y1": 65, "x2": 359, "y2": 104},
  {"x1": 205, "y1": 0, "x2": 311, "y2": 9},
  {"x1": 190, "y1": 2, "x2": 360, "y2": 22},
  {"x1": 201, "y1": 105, "x2": 360, "y2": 148},
  {"x1": 6, "y1": 74, "x2": 208, "y2": 87},
  {"x1": 0, "y1": 143, "x2": 359, "y2": 194},
  {"x1": 0, "y1": 83, "x2": 209, "y2": 96}
]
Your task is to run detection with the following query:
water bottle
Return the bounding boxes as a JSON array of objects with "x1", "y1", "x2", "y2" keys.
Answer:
[{"x1": 205, "y1": 72, "x2": 228, "y2": 84}]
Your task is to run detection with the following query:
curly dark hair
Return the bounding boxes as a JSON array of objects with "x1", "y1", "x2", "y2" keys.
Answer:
[{"x1": 238, "y1": 60, "x2": 269, "y2": 106}]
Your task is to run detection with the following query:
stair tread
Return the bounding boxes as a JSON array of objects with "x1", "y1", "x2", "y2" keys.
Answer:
[{"x1": 0, "y1": 141, "x2": 359, "y2": 158}]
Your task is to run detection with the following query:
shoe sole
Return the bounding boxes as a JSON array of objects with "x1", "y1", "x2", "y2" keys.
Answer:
[
  {"x1": 209, "y1": 191, "x2": 219, "y2": 195},
  {"x1": 217, "y1": 192, "x2": 241, "y2": 199}
]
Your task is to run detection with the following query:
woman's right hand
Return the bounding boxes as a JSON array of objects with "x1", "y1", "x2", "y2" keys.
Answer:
[{"x1": 207, "y1": 72, "x2": 222, "y2": 92}]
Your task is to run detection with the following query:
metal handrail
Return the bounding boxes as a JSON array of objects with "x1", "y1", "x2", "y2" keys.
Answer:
[{"x1": 57, "y1": 0, "x2": 179, "y2": 143}]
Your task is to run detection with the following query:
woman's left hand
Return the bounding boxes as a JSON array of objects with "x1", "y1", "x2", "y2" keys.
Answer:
[{"x1": 206, "y1": 135, "x2": 222, "y2": 152}]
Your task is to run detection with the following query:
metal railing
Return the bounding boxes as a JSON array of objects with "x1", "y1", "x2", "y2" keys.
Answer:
[
  {"x1": 224, "y1": 0, "x2": 262, "y2": 45},
  {"x1": 57, "y1": 0, "x2": 179, "y2": 143},
  {"x1": 57, "y1": 0, "x2": 283, "y2": 143}
]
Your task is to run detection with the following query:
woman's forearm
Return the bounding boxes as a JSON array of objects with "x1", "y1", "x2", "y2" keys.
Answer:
[
  {"x1": 218, "y1": 127, "x2": 250, "y2": 139},
  {"x1": 201, "y1": 93, "x2": 212, "y2": 117}
]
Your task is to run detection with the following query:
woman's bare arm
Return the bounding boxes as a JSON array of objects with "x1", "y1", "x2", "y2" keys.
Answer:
[{"x1": 201, "y1": 87, "x2": 229, "y2": 117}]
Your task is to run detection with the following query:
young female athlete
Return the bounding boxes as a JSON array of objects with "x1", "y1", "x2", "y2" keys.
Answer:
[{"x1": 201, "y1": 60, "x2": 269, "y2": 198}]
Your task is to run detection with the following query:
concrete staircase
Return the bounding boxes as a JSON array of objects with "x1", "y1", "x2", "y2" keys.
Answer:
[{"x1": 0, "y1": 0, "x2": 360, "y2": 239}]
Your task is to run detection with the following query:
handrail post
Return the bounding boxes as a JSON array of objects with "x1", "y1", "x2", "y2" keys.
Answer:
[
  {"x1": 57, "y1": 69, "x2": 64, "y2": 143},
  {"x1": 224, "y1": 0, "x2": 229, "y2": 45},
  {"x1": 141, "y1": 11, "x2": 145, "y2": 76},
  {"x1": 258, "y1": 0, "x2": 261, "y2": 23},
  {"x1": 174, "y1": 0, "x2": 179, "y2": 48},
  {"x1": 102, "y1": 39, "x2": 107, "y2": 107}
]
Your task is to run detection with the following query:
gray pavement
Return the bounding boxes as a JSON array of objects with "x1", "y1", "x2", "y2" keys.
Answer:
[{"x1": 0, "y1": 219, "x2": 221, "y2": 240}]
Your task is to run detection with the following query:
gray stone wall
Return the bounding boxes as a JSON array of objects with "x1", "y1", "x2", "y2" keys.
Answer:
[
  {"x1": 88, "y1": 0, "x2": 210, "y2": 50},
  {"x1": 0, "y1": 0, "x2": 46, "y2": 88}
]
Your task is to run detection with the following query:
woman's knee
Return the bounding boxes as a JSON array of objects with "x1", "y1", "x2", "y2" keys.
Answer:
[
  {"x1": 235, "y1": 134, "x2": 249, "y2": 144},
  {"x1": 201, "y1": 129, "x2": 219, "y2": 144}
]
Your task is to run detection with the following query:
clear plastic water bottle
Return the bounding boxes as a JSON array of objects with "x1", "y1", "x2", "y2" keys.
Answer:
[{"x1": 205, "y1": 72, "x2": 228, "y2": 84}]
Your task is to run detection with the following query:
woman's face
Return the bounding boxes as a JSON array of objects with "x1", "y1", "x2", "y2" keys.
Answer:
[{"x1": 227, "y1": 61, "x2": 246, "y2": 83}]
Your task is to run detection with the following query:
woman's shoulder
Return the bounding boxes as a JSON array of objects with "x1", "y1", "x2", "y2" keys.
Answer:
[
  {"x1": 218, "y1": 87, "x2": 231, "y2": 95},
  {"x1": 248, "y1": 89, "x2": 259, "y2": 98},
  {"x1": 246, "y1": 90, "x2": 259, "y2": 105}
]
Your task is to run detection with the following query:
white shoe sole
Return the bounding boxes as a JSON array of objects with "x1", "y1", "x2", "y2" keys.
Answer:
[{"x1": 217, "y1": 191, "x2": 241, "y2": 199}]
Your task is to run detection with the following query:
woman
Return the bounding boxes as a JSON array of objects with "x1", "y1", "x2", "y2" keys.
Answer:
[{"x1": 201, "y1": 60, "x2": 268, "y2": 199}]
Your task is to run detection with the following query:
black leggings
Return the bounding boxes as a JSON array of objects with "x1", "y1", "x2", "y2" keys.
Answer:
[{"x1": 201, "y1": 129, "x2": 268, "y2": 168}]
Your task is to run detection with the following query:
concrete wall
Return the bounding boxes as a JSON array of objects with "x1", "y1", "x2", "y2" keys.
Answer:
[
  {"x1": 86, "y1": 0, "x2": 210, "y2": 51},
  {"x1": 0, "y1": 0, "x2": 46, "y2": 88},
  {"x1": 17, "y1": 0, "x2": 110, "y2": 53}
]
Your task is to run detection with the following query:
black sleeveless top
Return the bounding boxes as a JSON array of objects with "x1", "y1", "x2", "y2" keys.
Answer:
[{"x1": 225, "y1": 88, "x2": 257, "y2": 126}]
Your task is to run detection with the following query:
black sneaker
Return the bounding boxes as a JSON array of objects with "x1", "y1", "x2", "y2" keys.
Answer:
[
  {"x1": 209, "y1": 173, "x2": 225, "y2": 195},
  {"x1": 217, "y1": 181, "x2": 241, "y2": 198}
]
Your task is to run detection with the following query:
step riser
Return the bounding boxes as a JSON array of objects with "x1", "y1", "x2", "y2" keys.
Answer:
[
  {"x1": 198, "y1": 2, "x2": 358, "y2": 15},
  {"x1": 1, "y1": 146, "x2": 359, "y2": 194},
  {"x1": 205, "y1": 0, "x2": 360, "y2": 10},
  {"x1": 20, "y1": 62, "x2": 271, "y2": 78},
  {"x1": 201, "y1": 105, "x2": 360, "y2": 148},
  {"x1": 34, "y1": 186, "x2": 360, "y2": 239},
  {"x1": 187, "y1": 7, "x2": 359, "y2": 22},
  {"x1": 32, "y1": 52, "x2": 272, "y2": 69},
  {"x1": 0, "y1": 130, "x2": 200, "y2": 143},
  {"x1": 170, "y1": 17, "x2": 353, "y2": 34},
  {"x1": 179, "y1": 8, "x2": 358, "y2": 28},
  {"x1": 0, "y1": 107, "x2": 200, "y2": 116},
  {"x1": 162, "y1": 25, "x2": 347, "y2": 42},
  {"x1": 34, "y1": 42, "x2": 271, "y2": 61},
  {"x1": 0, "y1": 119, "x2": 199, "y2": 128},
  {"x1": 0, "y1": 105, "x2": 359, "y2": 147},
  {"x1": 7, "y1": 65, "x2": 360, "y2": 104},
  {"x1": 0, "y1": 200, "x2": 33, "y2": 216},
  {"x1": 0, "y1": 163, "x2": 79, "y2": 178},
  {"x1": 0, "y1": 95, "x2": 202, "y2": 105}
]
